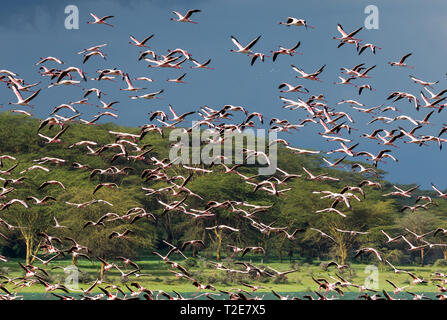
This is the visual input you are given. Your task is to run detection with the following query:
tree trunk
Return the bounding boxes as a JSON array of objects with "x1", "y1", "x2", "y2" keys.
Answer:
[
  {"x1": 25, "y1": 236, "x2": 31, "y2": 265},
  {"x1": 341, "y1": 247, "x2": 347, "y2": 265},
  {"x1": 30, "y1": 239, "x2": 42, "y2": 265},
  {"x1": 420, "y1": 248, "x2": 424, "y2": 267},
  {"x1": 100, "y1": 262, "x2": 105, "y2": 279},
  {"x1": 23, "y1": 233, "x2": 35, "y2": 266},
  {"x1": 165, "y1": 213, "x2": 173, "y2": 244},
  {"x1": 337, "y1": 240, "x2": 347, "y2": 265},
  {"x1": 214, "y1": 229, "x2": 223, "y2": 262},
  {"x1": 277, "y1": 239, "x2": 285, "y2": 262}
]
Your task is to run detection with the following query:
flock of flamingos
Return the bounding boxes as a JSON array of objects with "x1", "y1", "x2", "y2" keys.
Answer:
[{"x1": 1, "y1": 9, "x2": 447, "y2": 300}]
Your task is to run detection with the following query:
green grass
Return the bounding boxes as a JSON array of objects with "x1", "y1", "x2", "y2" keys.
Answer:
[{"x1": 0, "y1": 256, "x2": 443, "y2": 294}]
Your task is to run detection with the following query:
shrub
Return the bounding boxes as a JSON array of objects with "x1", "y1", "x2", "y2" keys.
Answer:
[
  {"x1": 320, "y1": 261, "x2": 329, "y2": 271},
  {"x1": 0, "y1": 267, "x2": 9, "y2": 276},
  {"x1": 184, "y1": 257, "x2": 198, "y2": 268},
  {"x1": 384, "y1": 249, "x2": 408, "y2": 265},
  {"x1": 164, "y1": 277, "x2": 174, "y2": 285},
  {"x1": 434, "y1": 259, "x2": 447, "y2": 267},
  {"x1": 273, "y1": 276, "x2": 288, "y2": 284},
  {"x1": 259, "y1": 277, "x2": 271, "y2": 284},
  {"x1": 120, "y1": 276, "x2": 130, "y2": 284}
]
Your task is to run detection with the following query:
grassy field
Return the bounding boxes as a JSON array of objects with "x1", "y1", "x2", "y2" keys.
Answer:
[{"x1": 1, "y1": 255, "x2": 444, "y2": 296}]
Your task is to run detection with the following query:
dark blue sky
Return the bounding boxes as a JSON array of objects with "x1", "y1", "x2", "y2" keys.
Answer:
[{"x1": 1, "y1": 0, "x2": 447, "y2": 188}]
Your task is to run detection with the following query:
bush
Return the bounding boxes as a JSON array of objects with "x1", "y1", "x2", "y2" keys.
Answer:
[
  {"x1": 259, "y1": 277, "x2": 270, "y2": 284},
  {"x1": 434, "y1": 259, "x2": 447, "y2": 267},
  {"x1": 320, "y1": 261, "x2": 329, "y2": 271},
  {"x1": 273, "y1": 276, "x2": 288, "y2": 284},
  {"x1": 78, "y1": 271, "x2": 94, "y2": 284},
  {"x1": 0, "y1": 267, "x2": 9, "y2": 276},
  {"x1": 0, "y1": 236, "x2": 26, "y2": 258},
  {"x1": 184, "y1": 258, "x2": 198, "y2": 268},
  {"x1": 163, "y1": 277, "x2": 174, "y2": 285},
  {"x1": 197, "y1": 256, "x2": 207, "y2": 268},
  {"x1": 206, "y1": 275, "x2": 217, "y2": 284},
  {"x1": 120, "y1": 276, "x2": 130, "y2": 284},
  {"x1": 289, "y1": 261, "x2": 300, "y2": 271},
  {"x1": 304, "y1": 256, "x2": 313, "y2": 264},
  {"x1": 384, "y1": 249, "x2": 409, "y2": 265}
]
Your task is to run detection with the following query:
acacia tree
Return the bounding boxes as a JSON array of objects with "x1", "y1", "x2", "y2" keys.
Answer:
[
  {"x1": 0, "y1": 175, "x2": 57, "y2": 265},
  {"x1": 398, "y1": 213, "x2": 441, "y2": 266},
  {"x1": 58, "y1": 186, "x2": 156, "y2": 277},
  {"x1": 2, "y1": 207, "x2": 52, "y2": 265}
]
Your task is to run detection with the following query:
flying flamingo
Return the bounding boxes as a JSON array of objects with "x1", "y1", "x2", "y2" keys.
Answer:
[
  {"x1": 129, "y1": 34, "x2": 154, "y2": 47},
  {"x1": 8, "y1": 85, "x2": 41, "y2": 107},
  {"x1": 170, "y1": 9, "x2": 201, "y2": 24},
  {"x1": 279, "y1": 17, "x2": 315, "y2": 29},
  {"x1": 87, "y1": 13, "x2": 114, "y2": 27},
  {"x1": 230, "y1": 35, "x2": 262, "y2": 55}
]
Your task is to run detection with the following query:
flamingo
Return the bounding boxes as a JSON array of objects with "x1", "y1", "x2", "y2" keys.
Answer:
[
  {"x1": 272, "y1": 41, "x2": 302, "y2": 61},
  {"x1": 48, "y1": 79, "x2": 81, "y2": 88},
  {"x1": 171, "y1": 9, "x2": 201, "y2": 24},
  {"x1": 83, "y1": 50, "x2": 107, "y2": 64},
  {"x1": 7, "y1": 76, "x2": 40, "y2": 91},
  {"x1": 354, "y1": 247, "x2": 383, "y2": 261},
  {"x1": 56, "y1": 66, "x2": 86, "y2": 82},
  {"x1": 168, "y1": 104, "x2": 195, "y2": 121},
  {"x1": 279, "y1": 17, "x2": 315, "y2": 29},
  {"x1": 291, "y1": 64, "x2": 325, "y2": 81},
  {"x1": 431, "y1": 183, "x2": 447, "y2": 198},
  {"x1": 8, "y1": 85, "x2": 41, "y2": 106},
  {"x1": 315, "y1": 207, "x2": 347, "y2": 218},
  {"x1": 38, "y1": 180, "x2": 66, "y2": 190},
  {"x1": 388, "y1": 53, "x2": 413, "y2": 68},
  {"x1": 230, "y1": 35, "x2": 261, "y2": 54},
  {"x1": 190, "y1": 58, "x2": 213, "y2": 69},
  {"x1": 120, "y1": 73, "x2": 146, "y2": 91},
  {"x1": 129, "y1": 34, "x2": 154, "y2": 47},
  {"x1": 423, "y1": 87, "x2": 447, "y2": 100},
  {"x1": 77, "y1": 43, "x2": 107, "y2": 54},
  {"x1": 37, "y1": 127, "x2": 68, "y2": 144},
  {"x1": 410, "y1": 75, "x2": 439, "y2": 88},
  {"x1": 167, "y1": 73, "x2": 187, "y2": 84},
  {"x1": 205, "y1": 225, "x2": 240, "y2": 232},
  {"x1": 250, "y1": 52, "x2": 269, "y2": 66},
  {"x1": 278, "y1": 83, "x2": 309, "y2": 93},
  {"x1": 0, "y1": 199, "x2": 29, "y2": 210},
  {"x1": 333, "y1": 24, "x2": 363, "y2": 46},
  {"x1": 129, "y1": 89, "x2": 164, "y2": 100},
  {"x1": 401, "y1": 236, "x2": 428, "y2": 251},
  {"x1": 26, "y1": 196, "x2": 56, "y2": 205},
  {"x1": 109, "y1": 229, "x2": 133, "y2": 240},
  {"x1": 357, "y1": 43, "x2": 382, "y2": 55},
  {"x1": 10, "y1": 109, "x2": 32, "y2": 116},
  {"x1": 87, "y1": 13, "x2": 114, "y2": 27},
  {"x1": 35, "y1": 56, "x2": 64, "y2": 65}
]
